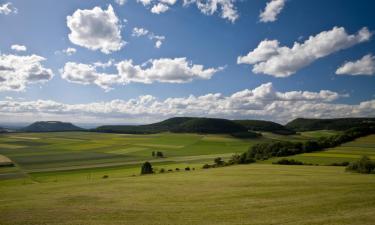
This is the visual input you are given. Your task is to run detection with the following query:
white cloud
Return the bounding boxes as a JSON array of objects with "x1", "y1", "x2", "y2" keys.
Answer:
[
  {"x1": 184, "y1": 0, "x2": 239, "y2": 23},
  {"x1": 63, "y1": 47, "x2": 77, "y2": 56},
  {"x1": 1, "y1": 83, "x2": 372, "y2": 124},
  {"x1": 115, "y1": 0, "x2": 127, "y2": 5},
  {"x1": 67, "y1": 5, "x2": 125, "y2": 54},
  {"x1": 60, "y1": 57, "x2": 223, "y2": 90},
  {"x1": 151, "y1": 3, "x2": 170, "y2": 14},
  {"x1": 238, "y1": 26, "x2": 372, "y2": 77},
  {"x1": 137, "y1": 0, "x2": 152, "y2": 6},
  {"x1": 132, "y1": 27, "x2": 166, "y2": 48},
  {"x1": 0, "y1": 54, "x2": 54, "y2": 92},
  {"x1": 259, "y1": 0, "x2": 285, "y2": 23},
  {"x1": 336, "y1": 54, "x2": 375, "y2": 76},
  {"x1": 0, "y1": 2, "x2": 17, "y2": 15},
  {"x1": 11, "y1": 44, "x2": 27, "y2": 52},
  {"x1": 136, "y1": 0, "x2": 238, "y2": 22},
  {"x1": 132, "y1": 27, "x2": 149, "y2": 37}
]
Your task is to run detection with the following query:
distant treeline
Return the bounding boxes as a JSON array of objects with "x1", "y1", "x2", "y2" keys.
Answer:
[
  {"x1": 239, "y1": 126, "x2": 375, "y2": 162},
  {"x1": 286, "y1": 117, "x2": 375, "y2": 131}
]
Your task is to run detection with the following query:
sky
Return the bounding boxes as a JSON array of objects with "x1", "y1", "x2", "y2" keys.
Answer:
[{"x1": 0, "y1": 0, "x2": 375, "y2": 125}]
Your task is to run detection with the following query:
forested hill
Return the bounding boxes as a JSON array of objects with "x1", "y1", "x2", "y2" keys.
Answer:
[
  {"x1": 286, "y1": 118, "x2": 375, "y2": 131},
  {"x1": 234, "y1": 120, "x2": 295, "y2": 135},
  {"x1": 94, "y1": 117, "x2": 256, "y2": 135},
  {"x1": 22, "y1": 121, "x2": 84, "y2": 132}
]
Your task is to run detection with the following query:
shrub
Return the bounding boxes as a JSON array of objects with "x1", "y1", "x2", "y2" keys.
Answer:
[
  {"x1": 185, "y1": 167, "x2": 191, "y2": 171},
  {"x1": 214, "y1": 157, "x2": 224, "y2": 166},
  {"x1": 329, "y1": 161, "x2": 350, "y2": 166},
  {"x1": 141, "y1": 161, "x2": 153, "y2": 175},
  {"x1": 202, "y1": 164, "x2": 211, "y2": 169},
  {"x1": 156, "y1": 151, "x2": 164, "y2": 158},
  {"x1": 273, "y1": 158, "x2": 304, "y2": 165},
  {"x1": 168, "y1": 169, "x2": 173, "y2": 172},
  {"x1": 159, "y1": 168, "x2": 165, "y2": 173},
  {"x1": 102, "y1": 175, "x2": 109, "y2": 179},
  {"x1": 346, "y1": 155, "x2": 375, "y2": 174},
  {"x1": 175, "y1": 168, "x2": 180, "y2": 171}
]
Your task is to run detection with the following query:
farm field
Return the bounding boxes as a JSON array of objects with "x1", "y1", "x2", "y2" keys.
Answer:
[
  {"x1": 265, "y1": 134, "x2": 375, "y2": 165},
  {"x1": 0, "y1": 164, "x2": 375, "y2": 225},
  {"x1": 0, "y1": 132, "x2": 269, "y2": 179}
]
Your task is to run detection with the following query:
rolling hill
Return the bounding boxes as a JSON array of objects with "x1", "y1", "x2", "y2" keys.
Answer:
[
  {"x1": 234, "y1": 120, "x2": 295, "y2": 135},
  {"x1": 22, "y1": 121, "x2": 84, "y2": 132},
  {"x1": 286, "y1": 118, "x2": 375, "y2": 131},
  {"x1": 94, "y1": 117, "x2": 255, "y2": 136}
]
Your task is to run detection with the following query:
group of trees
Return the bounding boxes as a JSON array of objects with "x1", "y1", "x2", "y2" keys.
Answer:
[
  {"x1": 241, "y1": 126, "x2": 375, "y2": 161},
  {"x1": 346, "y1": 156, "x2": 375, "y2": 174}
]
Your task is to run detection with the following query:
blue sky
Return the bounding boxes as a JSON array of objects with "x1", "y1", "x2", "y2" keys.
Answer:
[{"x1": 0, "y1": 0, "x2": 374, "y2": 124}]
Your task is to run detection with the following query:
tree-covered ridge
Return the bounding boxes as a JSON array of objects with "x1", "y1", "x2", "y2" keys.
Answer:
[
  {"x1": 286, "y1": 118, "x2": 375, "y2": 131},
  {"x1": 22, "y1": 121, "x2": 84, "y2": 132},
  {"x1": 234, "y1": 120, "x2": 295, "y2": 135},
  {"x1": 94, "y1": 117, "x2": 257, "y2": 136}
]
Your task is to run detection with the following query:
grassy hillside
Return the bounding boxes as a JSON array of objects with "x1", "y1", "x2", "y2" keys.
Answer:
[
  {"x1": 1, "y1": 164, "x2": 375, "y2": 225},
  {"x1": 286, "y1": 117, "x2": 375, "y2": 131},
  {"x1": 264, "y1": 134, "x2": 375, "y2": 165},
  {"x1": 94, "y1": 117, "x2": 255, "y2": 135},
  {"x1": 234, "y1": 119, "x2": 295, "y2": 134},
  {"x1": 22, "y1": 121, "x2": 84, "y2": 132}
]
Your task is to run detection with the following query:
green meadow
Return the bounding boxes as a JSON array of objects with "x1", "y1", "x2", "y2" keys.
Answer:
[
  {"x1": 266, "y1": 134, "x2": 375, "y2": 165},
  {"x1": 1, "y1": 131, "x2": 375, "y2": 225}
]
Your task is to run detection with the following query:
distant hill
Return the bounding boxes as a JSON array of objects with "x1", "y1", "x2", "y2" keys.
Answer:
[
  {"x1": 286, "y1": 118, "x2": 375, "y2": 131},
  {"x1": 94, "y1": 117, "x2": 258, "y2": 137},
  {"x1": 0, "y1": 127, "x2": 7, "y2": 133},
  {"x1": 22, "y1": 121, "x2": 84, "y2": 132},
  {"x1": 234, "y1": 120, "x2": 296, "y2": 135}
]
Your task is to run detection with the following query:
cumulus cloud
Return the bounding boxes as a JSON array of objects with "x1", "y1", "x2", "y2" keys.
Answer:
[
  {"x1": 11, "y1": 44, "x2": 27, "y2": 52},
  {"x1": 1, "y1": 82, "x2": 371, "y2": 124},
  {"x1": 132, "y1": 27, "x2": 149, "y2": 37},
  {"x1": 136, "y1": 0, "x2": 238, "y2": 22},
  {"x1": 63, "y1": 47, "x2": 77, "y2": 56},
  {"x1": 336, "y1": 54, "x2": 375, "y2": 76},
  {"x1": 0, "y1": 2, "x2": 17, "y2": 15},
  {"x1": 132, "y1": 27, "x2": 166, "y2": 48},
  {"x1": 183, "y1": 0, "x2": 239, "y2": 23},
  {"x1": 67, "y1": 5, "x2": 125, "y2": 54},
  {"x1": 151, "y1": 3, "x2": 170, "y2": 14},
  {"x1": 259, "y1": 0, "x2": 285, "y2": 23},
  {"x1": 115, "y1": 0, "x2": 127, "y2": 5},
  {"x1": 0, "y1": 54, "x2": 54, "y2": 91},
  {"x1": 238, "y1": 27, "x2": 372, "y2": 77},
  {"x1": 60, "y1": 57, "x2": 223, "y2": 90}
]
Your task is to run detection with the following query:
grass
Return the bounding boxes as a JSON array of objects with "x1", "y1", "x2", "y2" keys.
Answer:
[
  {"x1": 265, "y1": 134, "x2": 375, "y2": 165},
  {"x1": 0, "y1": 164, "x2": 375, "y2": 225},
  {"x1": 0, "y1": 132, "x2": 267, "y2": 176},
  {"x1": 0, "y1": 131, "x2": 374, "y2": 224}
]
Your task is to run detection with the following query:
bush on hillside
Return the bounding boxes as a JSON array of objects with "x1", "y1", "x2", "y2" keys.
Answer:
[{"x1": 346, "y1": 156, "x2": 375, "y2": 174}]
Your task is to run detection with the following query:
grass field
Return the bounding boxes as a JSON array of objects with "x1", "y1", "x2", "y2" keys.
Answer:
[
  {"x1": 0, "y1": 132, "x2": 271, "y2": 179},
  {"x1": 1, "y1": 131, "x2": 374, "y2": 225},
  {"x1": 0, "y1": 164, "x2": 375, "y2": 225},
  {"x1": 266, "y1": 134, "x2": 375, "y2": 165}
]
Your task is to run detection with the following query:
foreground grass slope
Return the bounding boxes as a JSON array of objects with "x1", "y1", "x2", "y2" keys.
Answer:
[{"x1": 1, "y1": 164, "x2": 375, "y2": 225}]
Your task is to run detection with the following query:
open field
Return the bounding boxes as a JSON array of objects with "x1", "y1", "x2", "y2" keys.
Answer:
[
  {"x1": 0, "y1": 164, "x2": 375, "y2": 225},
  {"x1": 265, "y1": 134, "x2": 375, "y2": 165},
  {"x1": 0, "y1": 132, "x2": 271, "y2": 178}
]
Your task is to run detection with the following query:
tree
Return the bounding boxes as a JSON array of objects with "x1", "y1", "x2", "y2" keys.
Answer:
[
  {"x1": 156, "y1": 151, "x2": 164, "y2": 158},
  {"x1": 141, "y1": 161, "x2": 153, "y2": 175},
  {"x1": 152, "y1": 151, "x2": 155, "y2": 157},
  {"x1": 214, "y1": 157, "x2": 224, "y2": 166}
]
